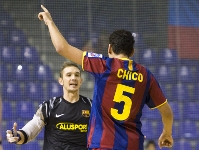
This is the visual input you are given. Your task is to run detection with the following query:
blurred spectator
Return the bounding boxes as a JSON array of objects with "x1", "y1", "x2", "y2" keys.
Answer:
[{"x1": 145, "y1": 140, "x2": 157, "y2": 150}]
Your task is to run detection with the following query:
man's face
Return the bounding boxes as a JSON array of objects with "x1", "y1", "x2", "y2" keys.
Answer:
[{"x1": 59, "y1": 66, "x2": 82, "y2": 92}]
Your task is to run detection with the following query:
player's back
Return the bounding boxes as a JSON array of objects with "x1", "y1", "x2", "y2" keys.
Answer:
[{"x1": 84, "y1": 56, "x2": 166, "y2": 150}]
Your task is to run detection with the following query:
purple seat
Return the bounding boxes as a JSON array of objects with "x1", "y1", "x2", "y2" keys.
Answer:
[
  {"x1": 171, "y1": 83, "x2": 189, "y2": 101},
  {"x1": 139, "y1": 48, "x2": 157, "y2": 66},
  {"x1": 34, "y1": 64, "x2": 54, "y2": 81},
  {"x1": 2, "y1": 82, "x2": 21, "y2": 100},
  {"x1": 26, "y1": 82, "x2": 44, "y2": 101},
  {"x1": 159, "y1": 48, "x2": 178, "y2": 65},
  {"x1": 183, "y1": 102, "x2": 199, "y2": 120},
  {"x1": 157, "y1": 65, "x2": 175, "y2": 83},
  {"x1": 1, "y1": 46, "x2": 18, "y2": 64},
  {"x1": 181, "y1": 120, "x2": 199, "y2": 139},
  {"x1": 177, "y1": 65, "x2": 194, "y2": 83},
  {"x1": 47, "y1": 82, "x2": 63, "y2": 98},
  {"x1": 16, "y1": 101, "x2": 35, "y2": 119},
  {"x1": 2, "y1": 101, "x2": 13, "y2": 120},
  {"x1": 20, "y1": 46, "x2": 41, "y2": 64}
]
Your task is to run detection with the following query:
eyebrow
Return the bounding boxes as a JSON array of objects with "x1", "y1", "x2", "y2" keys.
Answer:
[{"x1": 66, "y1": 72, "x2": 80, "y2": 74}]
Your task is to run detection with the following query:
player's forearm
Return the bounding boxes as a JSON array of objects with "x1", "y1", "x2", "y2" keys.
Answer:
[
  {"x1": 161, "y1": 106, "x2": 173, "y2": 135},
  {"x1": 47, "y1": 21, "x2": 83, "y2": 65},
  {"x1": 22, "y1": 114, "x2": 45, "y2": 143},
  {"x1": 47, "y1": 21, "x2": 69, "y2": 53}
]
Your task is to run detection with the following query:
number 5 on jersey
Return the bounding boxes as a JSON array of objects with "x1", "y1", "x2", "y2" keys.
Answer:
[{"x1": 111, "y1": 84, "x2": 135, "y2": 121}]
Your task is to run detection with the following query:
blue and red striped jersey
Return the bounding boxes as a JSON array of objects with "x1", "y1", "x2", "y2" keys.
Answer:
[{"x1": 82, "y1": 52, "x2": 167, "y2": 150}]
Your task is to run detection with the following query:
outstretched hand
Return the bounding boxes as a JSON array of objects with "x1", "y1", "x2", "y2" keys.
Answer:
[
  {"x1": 38, "y1": 5, "x2": 53, "y2": 25},
  {"x1": 6, "y1": 122, "x2": 20, "y2": 143},
  {"x1": 158, "y1": 132, "x2": 173, "y2": 149}
]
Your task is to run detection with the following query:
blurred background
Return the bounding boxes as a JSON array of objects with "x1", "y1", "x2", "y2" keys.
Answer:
[{"x1": 0, "y1": 0, "x2": 199, "y2": 149}]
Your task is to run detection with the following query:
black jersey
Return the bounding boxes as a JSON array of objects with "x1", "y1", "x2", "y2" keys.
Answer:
[{"x1": 40, "y1": 95, "x2": 92, "y2": 150}]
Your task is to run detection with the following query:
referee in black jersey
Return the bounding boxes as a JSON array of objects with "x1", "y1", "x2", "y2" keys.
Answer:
[{"x1": 6, "y1": 62, "x2": 92, "y2": 150}]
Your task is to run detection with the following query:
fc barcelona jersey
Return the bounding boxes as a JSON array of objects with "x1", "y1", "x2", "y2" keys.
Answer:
[{"x1": 82, "y1": 52, "x2": 167, "y2": 150}]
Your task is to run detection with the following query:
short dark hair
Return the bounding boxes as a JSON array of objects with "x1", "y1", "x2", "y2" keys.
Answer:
[
  {"x1": 59, "y1": 61, "x2": 81, "y2": 78},
  {"x1": 109, "y1": 29, "x2": 135, "y2": 57}
]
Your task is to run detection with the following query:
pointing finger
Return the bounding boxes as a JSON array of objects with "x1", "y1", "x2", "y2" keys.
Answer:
[{"x1": 41, "y1": 5, "x2": 49, "y2": 12}]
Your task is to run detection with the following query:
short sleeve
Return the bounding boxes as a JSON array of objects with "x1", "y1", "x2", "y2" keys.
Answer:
[
  {"x1": 145, "y1": 74, "x2": 167, "y2": 109},
  {"x1": 38, "y1": 100, "x2": 50, "y2": 124},
  {"x1": 82, "y1": 51, "x2": 107, "y2": 78}
]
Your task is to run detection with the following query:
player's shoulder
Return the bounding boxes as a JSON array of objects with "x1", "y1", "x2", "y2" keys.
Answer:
[
  {"x1": 39, "y1": 96, "x2": 63, "y2": 109},
  {"x1": 79, "y1": 95, "x2": 92, "y2": 106},
  {"x1": 85, "y1": 51, "x2": 108, "y2": 60}
]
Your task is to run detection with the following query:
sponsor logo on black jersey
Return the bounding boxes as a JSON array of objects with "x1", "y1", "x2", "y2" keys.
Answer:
[
  {"x1": 82, "y1": 110, "x2": 90, "y2": 117},
  {"x1": 56, "y1": 122, "x2": 87, "y2": 132}
]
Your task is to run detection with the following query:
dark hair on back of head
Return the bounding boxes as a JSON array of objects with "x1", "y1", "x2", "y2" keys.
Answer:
[
  {"x1": 109, "y1": 29, "x2": 135, "y2": 57},
  {"x1": 59, "y1": 61, "x2": 81, "y2": 78}
]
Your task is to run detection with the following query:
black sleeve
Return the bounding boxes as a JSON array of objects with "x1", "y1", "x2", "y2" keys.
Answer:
[
  {"x1": 39, "y1": 100, "x2": 50, "y2": 124},
  {"x1": 39, "y1": 97, "x2": 61, "y2": 124}
]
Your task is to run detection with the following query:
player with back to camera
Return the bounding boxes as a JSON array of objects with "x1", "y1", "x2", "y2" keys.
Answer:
[
  {"x1": 38, "y1": 5, "x2": 174, "y2": 150},
  {"x1": 6, "y1": 62, "x2": 92, "y2": 150}
]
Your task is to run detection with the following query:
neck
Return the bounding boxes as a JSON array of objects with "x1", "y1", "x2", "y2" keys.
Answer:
[
  {"x1": 112, "y1": 53, "x2": 129, "y2": 59},
  {"x1": 63, "y1": 90, "x2": 79, "y2": 103}
]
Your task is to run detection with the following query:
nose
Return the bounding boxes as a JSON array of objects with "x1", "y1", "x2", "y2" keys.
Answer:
[{"x1": 71, "y1": 75, "x2": 77, "y2": 80}]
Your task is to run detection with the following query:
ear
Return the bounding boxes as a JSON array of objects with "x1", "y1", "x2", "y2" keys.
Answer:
[
  {"x1": 129, "y1": 48, "x2": 134, "y2": 57},
  {"x1": 108, "y1": 44, "x2": 112, "y2": 55},
  {"x1": 58, "y1": 78, "x2": 63, "y2": 86}
]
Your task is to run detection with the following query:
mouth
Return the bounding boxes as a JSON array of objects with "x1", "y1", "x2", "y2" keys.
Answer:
[{"x1": 69, "y1": 83, "x2": 78, "y2": 87}]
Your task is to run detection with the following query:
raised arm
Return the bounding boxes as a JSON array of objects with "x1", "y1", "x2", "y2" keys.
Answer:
[
  {"x1": 157, "y1": 102, "x2": 173, "y2": 149},
  {"x1": 38, "y1": 5, "x2": 83, "y2": 65}
]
